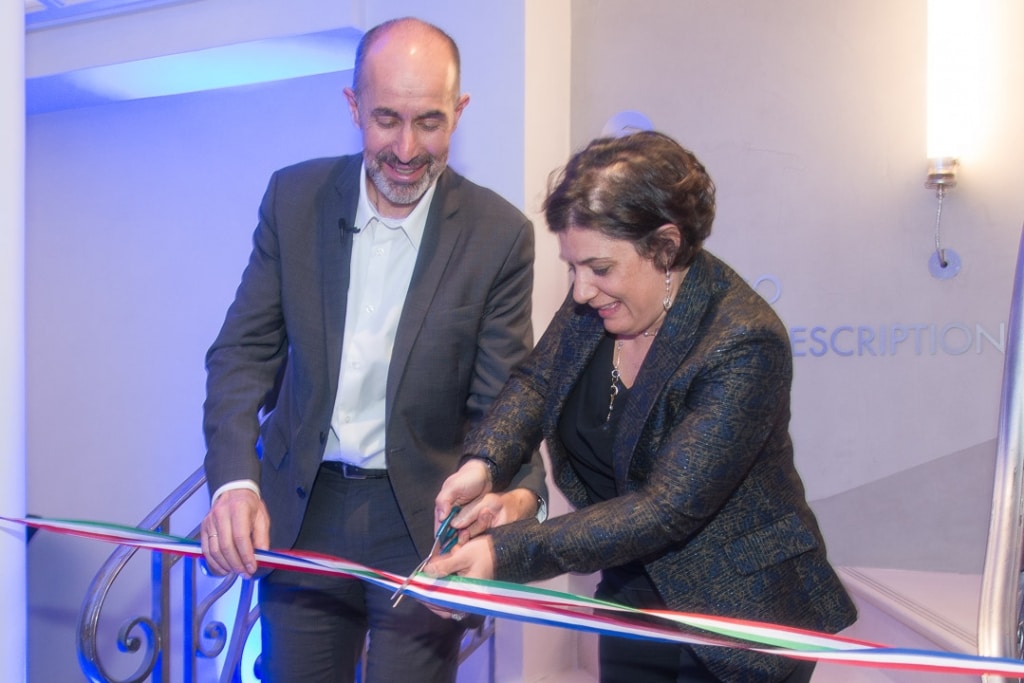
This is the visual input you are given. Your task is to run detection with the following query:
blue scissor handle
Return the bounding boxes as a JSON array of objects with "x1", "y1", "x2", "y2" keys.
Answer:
[{"x1": 437, "y1": 505, "x2": 461, "y2": 554}]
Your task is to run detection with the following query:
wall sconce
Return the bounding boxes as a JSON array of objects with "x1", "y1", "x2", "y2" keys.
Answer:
[
  {"x1": 925, "y1": 157, "x2": 959, "y2": 279},
  {"x1": 925, "y1": 0, "x2": 992, "y2": 280}
]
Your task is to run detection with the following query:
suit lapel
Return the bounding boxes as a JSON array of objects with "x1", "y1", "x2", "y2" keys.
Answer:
[
  {"x1": 386, "y1": 169, "x2": 464, "y2": 410},
  {"x1": 320, "y1": 157, "x2": 361, "y2": 398}
]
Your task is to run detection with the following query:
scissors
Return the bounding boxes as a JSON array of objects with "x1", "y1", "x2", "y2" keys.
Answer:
[{"x1": 391, "y1": 505, "x2": 461, "y2": 606}]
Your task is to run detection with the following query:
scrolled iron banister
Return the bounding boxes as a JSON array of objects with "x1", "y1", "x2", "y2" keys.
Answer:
[
  {"x1": 77, "y1": 465, "x2": 256, "y2": 683},
  {"x1": 77, "y1": 463, "x2": 496, "y2": 682},
  {"x1": 197, "y1": 572, "x2": 260, "y2": 683},
  {"x1": 978, "y1": 224, "x2": 1024, "y2": 682},
  {"x1": 191, "y1": 551, "x2": 240, "y2": 660},
  {"x1": 78, "y1": 537, "x2": 164, "y2": 683},
  {"x1": 184, "y1": 553, "x2": 261, "y2": 683}
]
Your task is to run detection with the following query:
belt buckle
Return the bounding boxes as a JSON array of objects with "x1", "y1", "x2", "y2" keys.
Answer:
[{"x1": 342, "y1": 463, "x2": 368, "y2": 480}]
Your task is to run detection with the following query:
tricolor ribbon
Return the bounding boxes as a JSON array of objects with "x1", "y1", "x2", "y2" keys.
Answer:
[{"x1": 6, "y1": 514, "x2": 1024, "y2": 677}]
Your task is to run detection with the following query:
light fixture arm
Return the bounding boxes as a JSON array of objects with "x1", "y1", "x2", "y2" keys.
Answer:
[
  {"x1": 925, "y1": 157, "x2": 960, "y2": 279},
  {"x1": 933, "y1": 185, "x2": 949, "y2": 268}
]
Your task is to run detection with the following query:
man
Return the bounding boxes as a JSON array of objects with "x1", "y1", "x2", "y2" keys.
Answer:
[{"x1": 200, "y1": 17, "x2": 546, "y2": 682}]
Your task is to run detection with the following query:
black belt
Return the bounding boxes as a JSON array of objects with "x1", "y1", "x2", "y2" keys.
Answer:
[{"x1": 322, "y1": 461, "x2": 389, "y2": 479}]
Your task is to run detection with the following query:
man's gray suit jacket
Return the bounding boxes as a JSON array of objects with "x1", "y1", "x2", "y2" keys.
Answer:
[{"x1": 203, "y1": 153, "x2": 546, "y2": 556}]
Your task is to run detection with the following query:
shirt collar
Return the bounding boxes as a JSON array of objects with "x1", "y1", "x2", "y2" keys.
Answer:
[{"x1": 355, "y1": 163, "x2": 437, "y2": 250}]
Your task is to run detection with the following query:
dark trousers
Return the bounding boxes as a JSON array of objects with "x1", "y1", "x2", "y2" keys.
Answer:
[
  {"x1": 259, "y1": 465, "x2": 465, "y2": 683},
  {"x1": 599, "y1": 636, "x2": 815, "y2": 683},
  {"x1": 596, "y1": 568, "x2": 815, "y2": 683}
]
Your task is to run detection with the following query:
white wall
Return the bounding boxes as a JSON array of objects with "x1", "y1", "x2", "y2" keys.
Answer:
[
  {"x1": 568, "y1": 0, "x2": 1024, "y2": 573},
  {"x1": 2, "y1": 5, "x2": 27, "y2": 683},
  {"x1": 515, "y1": 4, "x2": 582, "y2": 679}
]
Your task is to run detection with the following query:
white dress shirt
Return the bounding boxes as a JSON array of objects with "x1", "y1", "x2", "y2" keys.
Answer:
[
  {"x1": 212, "y1": 164, "x2": 436, "y2": 501},
  {"x1": 322, "y1": 165, "x2": 435, "y2": 469}
]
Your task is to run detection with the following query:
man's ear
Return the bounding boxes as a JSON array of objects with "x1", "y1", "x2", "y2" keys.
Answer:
[
  {"x1": 451, "y1": 93, "x2": 471, "y2": 130},
  {"x1": 343, "y1": 87, "x2": 361, "y2": 128}
]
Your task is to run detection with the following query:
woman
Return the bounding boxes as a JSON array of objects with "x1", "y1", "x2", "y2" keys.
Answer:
[{"x1": 427, "y1": 131, "x2": 857, "y2": 683}]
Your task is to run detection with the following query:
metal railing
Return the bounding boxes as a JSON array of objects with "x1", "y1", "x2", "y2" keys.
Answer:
[
  {"x1": 76, "y1": 465, "x2": 494, "y2": 682},
  {"x1": 978, "y1": 225, "x2": 1024, "y2": 681},
  {"x1": 77, "y1": 465, "x2": 259, "y2": 682}
]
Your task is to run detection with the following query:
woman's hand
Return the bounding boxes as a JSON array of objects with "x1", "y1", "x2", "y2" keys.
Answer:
[
  {"x1": 450, "y1": 488, "x2": 539, "y2": 540},
  {"x1": 419, "y1": 535, "x2": 497, "y2": 621},
  {"x1": 425, "y1": 534, "x2": 497, "y2": 582}
]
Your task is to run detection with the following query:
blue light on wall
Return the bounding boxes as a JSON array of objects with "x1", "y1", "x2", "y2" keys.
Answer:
[{"x1": 26, "y1": 27, "x2": 363, "y2": 115}]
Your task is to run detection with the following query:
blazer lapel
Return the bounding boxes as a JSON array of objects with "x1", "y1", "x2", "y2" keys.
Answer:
[
  {"x1": 547, "y1": 300, "x2": 606, "y2": 422},
  {"x1": 612, "y1": 251, "x2": 716, "y2": 483}
]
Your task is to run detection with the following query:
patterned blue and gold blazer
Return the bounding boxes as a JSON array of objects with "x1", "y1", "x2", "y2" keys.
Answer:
[{"x1": 471, "y1": 249, "x2": 857, "y2": 682}]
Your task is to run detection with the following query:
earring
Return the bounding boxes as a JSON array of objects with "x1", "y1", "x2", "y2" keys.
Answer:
[{"x1": 663, "y1": 268, "x2": 673, "y2": 311}]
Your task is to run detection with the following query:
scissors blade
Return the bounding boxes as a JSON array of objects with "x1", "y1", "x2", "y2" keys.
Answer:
[
  {"x1": 390, "y1": 506, "x2": 461, "y2": 606},
  {"x1": 390, "y1": 553, "x2": 432, "y2": 606}
]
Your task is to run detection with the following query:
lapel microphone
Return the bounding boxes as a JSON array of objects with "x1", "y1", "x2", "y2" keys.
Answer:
[{"x1": 339, "y1": 217, "x2": 361, "y2": 234}]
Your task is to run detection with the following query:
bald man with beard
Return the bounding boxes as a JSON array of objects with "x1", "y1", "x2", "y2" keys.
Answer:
[{"x1": 199, "y1": 17, "x2": 546, "y2": 682}]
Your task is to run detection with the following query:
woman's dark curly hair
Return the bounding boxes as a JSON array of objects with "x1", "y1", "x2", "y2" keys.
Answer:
[{"x1": 543, "y1": 131, "x2": 716, "y2": 270}]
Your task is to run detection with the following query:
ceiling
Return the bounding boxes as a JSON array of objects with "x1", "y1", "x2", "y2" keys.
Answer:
[
  {"x1": 24, "y1": 0, "x2": 362, "y2": 115},
  {"x1": 24, "y1": 0, "x2": 196, "y2": 30}
]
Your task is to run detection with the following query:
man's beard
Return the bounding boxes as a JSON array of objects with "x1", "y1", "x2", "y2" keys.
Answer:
[{"x1": 366, "y1": 150, "x2": 445, "y2": 208}]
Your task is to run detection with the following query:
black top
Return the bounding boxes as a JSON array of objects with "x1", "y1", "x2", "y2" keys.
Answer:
[
  {"x1": 559, "y1": 334, "x2": 626, "y2": 504},
  {"x1": 559, "y1": 334, "x2": 659, "y2": 605}
]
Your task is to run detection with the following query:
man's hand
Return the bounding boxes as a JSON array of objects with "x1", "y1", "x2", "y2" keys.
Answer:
[
  {"x1": 436, "y1": 460, "x2": 539, "y2": 542},
  {"x1": 201, "y1": 488, "x2": 270, "y2": 577},
  {"x1": 450, "y1": 488, "x2": 539, "y2": 540},
  {"x1": 435, "y1": 459, "x2": 492, "y2": 520}
]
